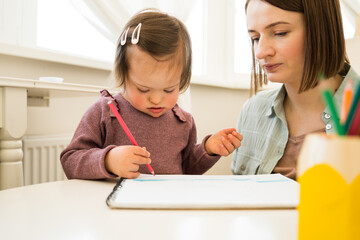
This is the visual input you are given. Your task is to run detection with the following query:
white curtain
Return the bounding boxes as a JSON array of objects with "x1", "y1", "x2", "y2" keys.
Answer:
[
  {"x1": 69, "y1": 0, "x2": 197, "y2": 44},
  {"x1": 69, "y1": 0, "x2": 195, "y2": 113},
  {"x1": 342, "y1": 0, "x2": 360, "y2": 36},
  {"x1": 344, "y1": 0, "x2": 360, "y2": 72}
]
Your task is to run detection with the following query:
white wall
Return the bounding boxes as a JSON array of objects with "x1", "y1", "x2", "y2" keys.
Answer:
[
  {"x1": 346, "y1": 37, "x2": 360, "y2": 73},
  {"x1": 190, "y1": 84, "x2": 249, "y2": 174}
]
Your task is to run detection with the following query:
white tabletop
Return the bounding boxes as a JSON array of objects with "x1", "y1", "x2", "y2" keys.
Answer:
[{"x1": 0, "y1": 179, "x2": 298, "y2": 240}]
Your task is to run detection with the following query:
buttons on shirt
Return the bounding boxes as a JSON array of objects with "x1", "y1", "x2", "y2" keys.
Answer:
[
  {"x1": 324, "y1": 113, "x2": 331, "y2": 119},
  {"x1": 240, "y1": 165, "x2": 246, "y2": 171},
  {"x1": 326, "y1": 124, "x2": 332, "y2": 130}
]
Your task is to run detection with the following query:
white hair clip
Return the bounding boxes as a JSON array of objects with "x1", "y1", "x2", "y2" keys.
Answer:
[
  {"x1": 131, "y1": 23, "x2": 142, "y2": 44},
  {"x1": 120, "y1": 27, "x2": 129, "y2": 46}
]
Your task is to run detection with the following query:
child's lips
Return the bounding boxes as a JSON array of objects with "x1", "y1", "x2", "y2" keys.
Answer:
[{"x1": 148, "y1": 107, "x2": 164, "y2": 113}]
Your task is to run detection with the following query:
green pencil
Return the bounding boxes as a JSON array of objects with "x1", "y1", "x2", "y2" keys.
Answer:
[{"x1": 321, "y1": 89, "x2": 345, "y2": 135}]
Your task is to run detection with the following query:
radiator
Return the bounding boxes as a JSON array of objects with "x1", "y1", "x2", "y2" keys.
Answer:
[{"x1": 22, "y1": 134, "x2": 72, "y2": 185}]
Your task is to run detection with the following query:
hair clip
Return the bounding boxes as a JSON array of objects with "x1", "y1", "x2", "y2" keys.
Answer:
[
  {"x1": 131, "y1": 23, "x2": 142, "y2": 44},
  {"x1": 120, "y1": 27, "x2": 129, "y2": 46}
]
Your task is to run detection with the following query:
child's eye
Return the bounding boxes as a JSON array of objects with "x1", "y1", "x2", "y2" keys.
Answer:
[
  {"x1": 137, "y1": 88, "x2": 149, "y2": 93},
  {"x1": 164, "y1": 89, "x2": 175, "y2": 93}
]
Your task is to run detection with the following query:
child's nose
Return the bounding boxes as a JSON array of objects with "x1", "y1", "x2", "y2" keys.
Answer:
[{"x1": 149, "y1": 92, "x2": 162, "y2": 105}]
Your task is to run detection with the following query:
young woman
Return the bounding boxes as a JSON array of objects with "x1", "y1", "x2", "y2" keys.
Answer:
[{"x1": 232, "y1": 0, "x2": 359, "y2": 180}]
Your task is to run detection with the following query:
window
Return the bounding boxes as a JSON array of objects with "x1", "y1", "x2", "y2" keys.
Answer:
[
  {"x1": 37, "y1": 0, "x2": 115, "y2": 62},
  {"x1": 341, "y1": 2, "x2": 356, "y2": 38},
  {"x1": 233, "y1": 0, "x2": 252, "y2": 75},
  {"x1": 36, "y1": 0, "x2": 204, "y2": 75},
  {"x1": 34, "y1": 0, "x2": 358, "y2": 88},
  {"x1": 186, "y1": 0, "x2": 204, "y2": 76}
]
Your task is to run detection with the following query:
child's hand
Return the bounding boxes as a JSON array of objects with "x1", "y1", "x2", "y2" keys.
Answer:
[
  {"x1": 104, "y1": 146, "x2": 151, "y2": 179},
  {"x1": 205, "y1": 128, "x2": 243, "y2": 156}
]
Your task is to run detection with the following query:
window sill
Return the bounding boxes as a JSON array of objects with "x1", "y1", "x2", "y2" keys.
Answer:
[
  {"x1": 191, "y1": 76, "x2": 251, "y2": 90},
  {"x1": 191, "y1": 76, "x2": 282, "y2": 91},
  {"x1": 0, "y1": 43, "x2": 113, "y2": 71}
]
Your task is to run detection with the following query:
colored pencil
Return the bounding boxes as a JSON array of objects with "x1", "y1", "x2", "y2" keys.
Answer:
[
  {"x1": 340, "y1": 80, "x2": 353, "y2": 124},
  {"x1": 346, "y1": 97, "x2": 360, "y2": 135},
  {"x1": 344, "y1": 82, "x2": 360, "y2": 134},
  {"x1": 107, "y1": 100, "x2": 155, "y2": 175}
]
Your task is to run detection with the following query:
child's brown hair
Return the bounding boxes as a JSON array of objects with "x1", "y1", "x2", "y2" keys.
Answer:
[{"x1": 114, "y1": 9, "x2": 192, "y2": 92}]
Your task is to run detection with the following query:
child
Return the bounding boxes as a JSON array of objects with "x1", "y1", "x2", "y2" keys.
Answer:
[{"x1": 60, "y1": 10, "x2": 243, "y2": 179}]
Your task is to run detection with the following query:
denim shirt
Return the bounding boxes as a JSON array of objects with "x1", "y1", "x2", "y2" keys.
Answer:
[{"x1": 231, "y1": 66, "x2": 359, "y2": 175}]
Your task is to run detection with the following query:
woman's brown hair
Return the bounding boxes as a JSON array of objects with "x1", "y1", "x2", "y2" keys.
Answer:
[
  {"x1": 245, "y1": 0, "x2": 349, "y2": 94},
  {"x1": 114, "y1": 9, "x2": 192, "y2": 92}
]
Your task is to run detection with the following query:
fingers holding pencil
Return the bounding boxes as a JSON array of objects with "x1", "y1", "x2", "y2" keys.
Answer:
[
  {"x1": 108, "y1": 100, "x2": 155, "y2": 175},
  {"x1": 104, "y1": 145, "x2": 152, "y2": 179}
]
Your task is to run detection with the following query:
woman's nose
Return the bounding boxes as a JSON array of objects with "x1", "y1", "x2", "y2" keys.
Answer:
[{"x1": 255, "y1": 37, "x2": 275, "y2": 60}]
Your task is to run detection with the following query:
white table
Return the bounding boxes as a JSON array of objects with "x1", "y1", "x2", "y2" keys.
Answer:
[{"x1": 0, "y1": 179, "x2": 298, "y2": 240}]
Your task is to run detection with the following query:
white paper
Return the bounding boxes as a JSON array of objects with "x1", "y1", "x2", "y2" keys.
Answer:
[{"x1": 107, "y1": 174, "x2": 299, "y2": 209}]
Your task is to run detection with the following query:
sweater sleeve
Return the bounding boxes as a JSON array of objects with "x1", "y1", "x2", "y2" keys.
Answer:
[
  {"x1": 60, "y1": 100, "x2": 117, "y2": 180},
  {"x1": 181, "y1": 116, "x2": 220, "y2": 174}
]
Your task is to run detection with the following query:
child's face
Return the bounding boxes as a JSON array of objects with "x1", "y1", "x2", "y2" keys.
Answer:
[
  {"x1": 123, "y1": 46, "x2": 182, "y2": 118},
  {"x1": 246, "y1": 0, "x2": 306, "y2": 87}
]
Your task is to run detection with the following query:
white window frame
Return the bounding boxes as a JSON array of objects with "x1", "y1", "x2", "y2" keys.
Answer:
[
  {"x1": 226, "y1": 0, "x2": 252, "y2": 89},
  {"x1": 0, "y1": 0, "x2": 37, "y2": 47},
  {"x1": 191, "y1": 0, "x2": 251, "y2": 89}
]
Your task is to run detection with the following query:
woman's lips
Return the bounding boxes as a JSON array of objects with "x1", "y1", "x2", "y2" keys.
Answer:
[{"x1": 263, "y1": 63, "x2": 282, "y2": 72}]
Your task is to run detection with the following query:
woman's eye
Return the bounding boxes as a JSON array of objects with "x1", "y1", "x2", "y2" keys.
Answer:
[
  {"x1": 250, "y1": 35, "x2": 259, "y2": 43},
  {"x1": 164, "y1": 89, "x2": 175, "y2": 93},
  {"x1": 275, "y1": 32, "x2": 288, "y2": 37}
]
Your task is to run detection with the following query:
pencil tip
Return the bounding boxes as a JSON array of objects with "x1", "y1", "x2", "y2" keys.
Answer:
[{"x1": 151, "y1": 171, "x2": 155, "y2": 176}]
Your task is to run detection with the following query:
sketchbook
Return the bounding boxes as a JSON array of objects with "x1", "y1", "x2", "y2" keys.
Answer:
[{"x1": 106, "y1": 174, "x2": 299, "y2": 209}]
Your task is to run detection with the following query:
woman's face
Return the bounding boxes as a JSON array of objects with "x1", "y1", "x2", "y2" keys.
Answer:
[{"x1": 246, "y1": 0, "x2": 306, "y2": 86}]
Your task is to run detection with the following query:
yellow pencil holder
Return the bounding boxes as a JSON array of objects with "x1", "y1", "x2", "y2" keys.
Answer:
[{"x1": 297, "y1": 133, "x2": 360, "y2": 240}]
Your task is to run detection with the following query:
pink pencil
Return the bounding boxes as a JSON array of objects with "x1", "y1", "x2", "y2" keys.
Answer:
[{"x1": 107, "y1": 100, "x2": 155, "y2": 175}]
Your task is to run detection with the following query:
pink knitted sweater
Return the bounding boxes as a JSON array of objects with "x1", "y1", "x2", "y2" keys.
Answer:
[{"x1": 60, "y1": 90, "x2": 220, "y2": 179}]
